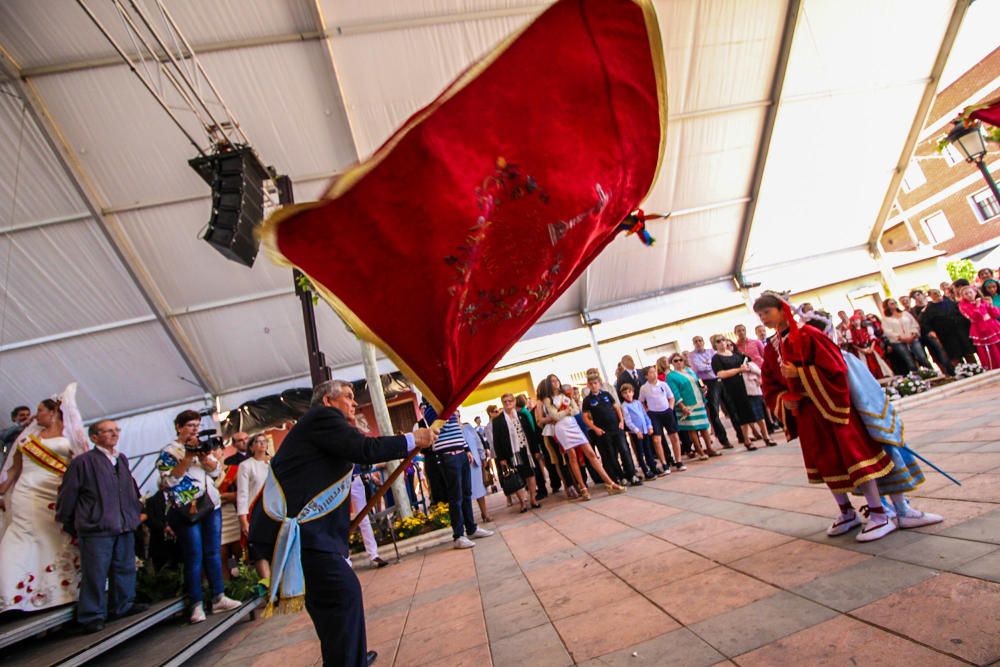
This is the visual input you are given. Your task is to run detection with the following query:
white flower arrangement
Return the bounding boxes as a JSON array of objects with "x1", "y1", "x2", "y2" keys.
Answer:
[
  {"x1": 884, "y1": 384, "x2": 902, "y2": 402},
  {"x1": 889, "y1": 373, "x2": 930, "y2": 398},
  {"x1": 954, "y1": 361, "x2": 985, "y2": 379}
]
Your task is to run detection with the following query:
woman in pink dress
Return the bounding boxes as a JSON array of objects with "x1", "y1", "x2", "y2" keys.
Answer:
[{"x1": 958, "y1": 285, "x2": 1000, "y2": 369}]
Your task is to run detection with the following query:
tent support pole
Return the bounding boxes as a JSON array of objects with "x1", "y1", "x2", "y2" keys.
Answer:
[
  {"x1": 361, "y1": 340, "x2": 413, "y2": 518},
  {"x1": 276, "y1": 176, "x2": 332, "y2": 386}
]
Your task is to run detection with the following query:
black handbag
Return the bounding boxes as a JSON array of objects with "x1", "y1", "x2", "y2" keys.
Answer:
[
  {"x1": 168, "y1": 492, "x2": 214, "y2": 526},
  {"x1": 499, "y1": 463, "x2": 525, "y2": 496}
]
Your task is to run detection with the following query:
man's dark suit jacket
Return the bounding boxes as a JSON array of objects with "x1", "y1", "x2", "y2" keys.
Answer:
[
  {"x1": 616, "y1": 368, "x2": 646, "y2": 397},
  {"x1": 249, "y1": 405, "x2": 407, "y2": 558},
  {"x1": 490, "y1": 411, "x2": 538, "y2": 463}
]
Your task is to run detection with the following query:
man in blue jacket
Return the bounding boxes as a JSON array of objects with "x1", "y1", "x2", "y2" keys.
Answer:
[
  {"x1": 250, "y1": 380, "x2": 437, "y2": 667},
  {"x1": 56, "y1": 419, "x2": 145, "y2": 633}
]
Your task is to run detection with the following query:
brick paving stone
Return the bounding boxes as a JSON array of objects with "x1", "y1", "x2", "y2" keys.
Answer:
[
  {"x1": 954, "y1": 550, "x2": 1000, "y2": 583},
  {"x1": 489, "y1": 622, "x2": 573, "y2": 667},
  {"x1": 395, "y1": 609, "x2": 487, "y2": 666},
  {"x1": 904, "y1": 498, "x2": 999, "y2": 536},
  {"x1": 615, "y1": 545, "x2": 717, "y2": 588},
  {"x1": 879, "y1": 534, "x2": 999, "y2": 571},
  {"x1": 684, "y1": 524, "x2": 794, "y2": 564},
  {"x1": 730, "y1": 539, "x2": 871, "y2": 589},
  {"x1": 419, "y1": 641, "x2": 491, "y2": 667},
  {"x1": 578, "y1": 527, "x2": 646, "y2": 553},
  {"x1": 924, "y1": 473, "x2": 1000, "y2": 503},
  {"x1": 483, "y1": 596, "x2": 550, "y2": 640},
  {"x1": 745, "y1": 509, "x2": 833, "y2": 538},
  {"x1": 578, "y1": 627, "x2": 726, "y2": 666},
  {"x1": 404, "y1": 587, "x2": 482, "y2": 634},
  {"x1": 537, "y1": 570, "x2": 637, "y2": 620},
  {"x1": 591, "y1": 532, "x2": 676, "y2": 569},
  {"x1": 247, "y1": 638, "x2": 322, "y2": 667},
  {"x1": 853, "y1": 573, "x2": 1000, "y2": 665},
  {"x1": 545, "y1": 508, "x2": 630, "y2": 544},
  {"x1": 552, "y1": 595, "x2": 679, "y2": 662},
  {"x1": 751, "y1": 486, "x2": 839, "y2": 516},
  {"x1": 652, "y1": 516, "x2": 742, "y2": 546},
  {"x1": 688, "y1": 591, "x2": 838, "y2": 658},
  {"x1": 735, "y1": 615, "x2": 964, "y2": 666},
  {"x1": 646, "y1": 566, "x2": 780, "y2": 625},
  {"x1": 790, "y1": 557, "x2": 939, "y2": 612},
  {"x1": 587, "y1": 495, "x2": 683, "y2": 525}
]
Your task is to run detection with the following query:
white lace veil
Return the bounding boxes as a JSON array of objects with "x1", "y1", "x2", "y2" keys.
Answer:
[{"x1": 0, "y1": 382, "x2": 89, "y2": 491}]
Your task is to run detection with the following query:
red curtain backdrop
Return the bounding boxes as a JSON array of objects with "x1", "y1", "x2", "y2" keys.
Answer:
[{"x1": 263, "y1": 0, "x2": 666, "y2": 416}]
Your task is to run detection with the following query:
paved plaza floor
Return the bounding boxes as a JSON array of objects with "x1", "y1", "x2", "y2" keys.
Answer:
[{"x1": 195, "y1": 381, "x2": 1000, "y2": 666}]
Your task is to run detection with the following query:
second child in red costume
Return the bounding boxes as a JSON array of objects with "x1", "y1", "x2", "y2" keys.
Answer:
[
  {"x1": 756, "y1": 293, "x2": 898, "y2": 542},
  {"x1": 848, "y1": 315, "x2": 892, "y2": 379}
]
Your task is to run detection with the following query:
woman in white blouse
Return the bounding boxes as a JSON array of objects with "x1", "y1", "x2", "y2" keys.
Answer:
[
  {"x1": 236, "y1": 433, "x2": 270, "y2": 579},
  {"x1": 882, "y1": 298, "x2": 932, "y2": 374}
]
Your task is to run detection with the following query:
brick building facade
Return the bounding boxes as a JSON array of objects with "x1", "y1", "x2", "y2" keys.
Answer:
[{"x1": 880, "y1": 46, "x2": 1000, "y2": 260}]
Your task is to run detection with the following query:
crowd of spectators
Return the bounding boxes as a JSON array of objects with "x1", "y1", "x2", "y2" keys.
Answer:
[
  {"x1": 4, "y1": 267, "x2": 1000, "y2": 630},
  {"x1": 831, "y1": 271, "x2": 1000, "y2": 378}
]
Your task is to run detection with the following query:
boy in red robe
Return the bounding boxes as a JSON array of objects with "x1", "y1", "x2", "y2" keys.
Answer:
[{"x1": 755, "y1": 293, "x2": 899, "y2": 541}]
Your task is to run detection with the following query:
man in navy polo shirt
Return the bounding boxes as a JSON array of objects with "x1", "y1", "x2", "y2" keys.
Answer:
[{"x1": 581, "y1": 373, "x2": 641, "y2": 486}]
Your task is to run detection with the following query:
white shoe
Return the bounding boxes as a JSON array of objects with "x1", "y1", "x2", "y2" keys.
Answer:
[
  {"x1": 896, "y1": 508, "x2": 944, "y2": 529},
  {"x1": 470, "y1": 527, "x2": 494, "y2": 539},
  {"x1": 856, "y1": 517, "x2": 897, "y2": 542},
  {"x1": 189, "y1": 603, "x2": 206, "y2": 624},
  {"x1": 453, "y1": 536, "x2": 476, "y2": 549},
  {"x1": 827, "y1": 511, "x2": 862, "y2": 536},
  {"x1": 211, "y1": 595, "x2": 242, "y2": 613}
]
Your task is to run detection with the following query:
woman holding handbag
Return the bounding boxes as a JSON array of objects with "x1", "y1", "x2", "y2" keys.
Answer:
[
  {"x1": 156, "y1": 410, "x2": 241, "y2": 624},
  {"x1": 491, "y1": 394, "x2": 541, "y2": 512}
]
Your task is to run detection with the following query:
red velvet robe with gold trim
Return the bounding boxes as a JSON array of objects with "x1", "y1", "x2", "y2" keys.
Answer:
[{"x1": 761, "y1": 324, "x2": 894, "y2": 493}]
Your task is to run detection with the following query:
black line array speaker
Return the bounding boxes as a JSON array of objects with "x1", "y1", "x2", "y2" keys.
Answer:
[{"x1": 189, "y1": 146, "x2": 269, "y2": 267}]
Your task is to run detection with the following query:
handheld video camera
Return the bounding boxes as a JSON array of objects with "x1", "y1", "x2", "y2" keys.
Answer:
[{"x1": 185, "y1": 428, "x2": 224, "y2": 455}]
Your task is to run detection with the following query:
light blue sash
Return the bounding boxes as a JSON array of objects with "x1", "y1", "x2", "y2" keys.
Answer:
[
  {"x1": 842, "y1": 350, "x2": 903, "y2": 447},
  {"x1": 262, "y1": 468, "x2": 353, "y2": 614}
]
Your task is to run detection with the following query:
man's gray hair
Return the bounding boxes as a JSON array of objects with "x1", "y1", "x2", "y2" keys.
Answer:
[{"x1": 311, "y1": 379, "x2": 354, "y2": 407}]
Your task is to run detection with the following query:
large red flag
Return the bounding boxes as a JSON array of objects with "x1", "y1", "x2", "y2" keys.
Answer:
[
  {"x1": 261, "y1": 0, "x2": 666, "y2": 416},
  {"x1": 968, "y1": 96, "x2": 1000, "y2": 129}
]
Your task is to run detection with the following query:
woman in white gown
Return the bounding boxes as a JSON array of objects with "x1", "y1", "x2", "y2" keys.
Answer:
[
  {"x1": 536, "y1": 374, "x2": 625, "y2": 501},
  {"x1": 0, "y1": 384, "x2": 88, "y2": 613}
]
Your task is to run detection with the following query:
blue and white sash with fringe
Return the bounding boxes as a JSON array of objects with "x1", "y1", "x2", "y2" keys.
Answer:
[
  {"x1": 842, "y1": 351, "x2": 904, "y2": 447},
  {"x1": 842, "y1": 350, "x2": 959, "y2": 487},
  {"x1": 261, "y1": 468, "x2": 353, "y2": 615}
]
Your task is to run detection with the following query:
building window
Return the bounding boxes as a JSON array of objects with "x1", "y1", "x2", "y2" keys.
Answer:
[
  {"x1": 942, "y1": 144, "x2": 961, "y2": 167},
  {"x1": 901, "y1": 161, "x2": 925, "y2": 192},
  {"x1": 971, "y1": 188, "x2": 1000, "y2": 223},
  {"x1": 921, "y1": 211, "x2": 954, "y2": 244}
]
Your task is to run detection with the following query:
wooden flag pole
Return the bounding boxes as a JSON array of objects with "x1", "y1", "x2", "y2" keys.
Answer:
[{"x1": 349, "y1": 419, "x2": 443, "y2": 531}]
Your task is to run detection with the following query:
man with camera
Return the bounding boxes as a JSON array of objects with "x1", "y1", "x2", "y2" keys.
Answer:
[
  {"x1": 250, "y1": 380, "x2": 439, "y2": 667},
  {"x1": 156, "y1": 410, "x2": 241, "y2": 624}
]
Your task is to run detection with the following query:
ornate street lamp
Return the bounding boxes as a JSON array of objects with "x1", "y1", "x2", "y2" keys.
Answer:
[{"x1": 945, "y1": 120, "x2": 1000, "y2": 203}]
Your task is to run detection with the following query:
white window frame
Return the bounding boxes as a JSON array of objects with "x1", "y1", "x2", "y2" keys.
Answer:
[
  {"x1": 969, "y1": 187, "x2": 1000, "y2": 224},
  {"x1": 901, "y1": 160, "x2": 926, "y2": 193},
  {"x1": 921, "y1": 210, "x2": 954, "y2": 244},
  {"x1": 941, "y1": 144, "x2": 962, "y2": 167}
]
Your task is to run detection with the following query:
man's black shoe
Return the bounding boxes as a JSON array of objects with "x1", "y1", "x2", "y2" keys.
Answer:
[
  {"x1": 535, "y1": 490, "x2": 548, "y2": 500},
  {"x1": 367, "y1": 650, "x2": 378, "y2": 665},
  {"x1": 82, "y1": 621, "x2": 105, "y2": 634},
  {"x1": 370, "y1": 557, "x2": 390, "y2": 568}
]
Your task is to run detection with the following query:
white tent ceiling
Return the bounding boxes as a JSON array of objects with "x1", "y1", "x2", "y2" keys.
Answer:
[{"x1": 0, "y1": 0, "x2": 969, "y2": 423}]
